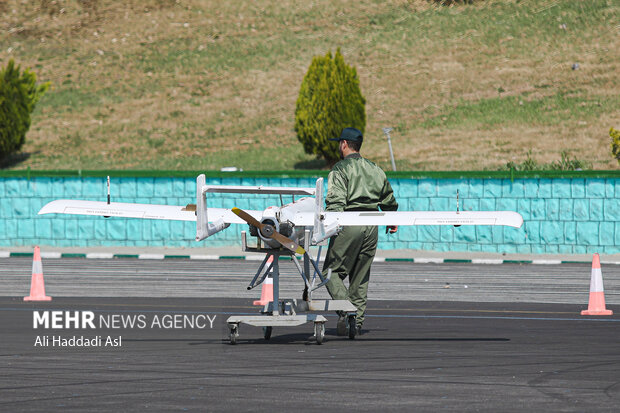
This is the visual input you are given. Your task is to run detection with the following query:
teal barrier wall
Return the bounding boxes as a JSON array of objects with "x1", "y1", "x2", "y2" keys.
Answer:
[{"x1": 1, "y1": 170, "x2": 619, "y2": 254}]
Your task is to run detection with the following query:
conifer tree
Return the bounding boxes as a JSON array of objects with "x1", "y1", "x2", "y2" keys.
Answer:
[
  {"x1": 0, "y1": 59, "x2": 49, "y2": 160},
  {"x1": 295, "y1": 49, "x2": 366, "y2": 165}
]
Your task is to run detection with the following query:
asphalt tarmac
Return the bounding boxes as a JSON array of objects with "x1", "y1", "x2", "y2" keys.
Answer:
[
  {"x1": 2, "y1": 257, "x2": 619, "y2": 304},
  {"x1": 1, "y1": 258, "x2": 619, "y2": 412}
]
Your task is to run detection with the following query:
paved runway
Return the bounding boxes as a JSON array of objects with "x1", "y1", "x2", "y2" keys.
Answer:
[
  {"x1": 1, "y1": 257, "x2": 619, "y2": 411},
  {"x1": 2, "y1": 257, "x2": 619, "y2": 303}
]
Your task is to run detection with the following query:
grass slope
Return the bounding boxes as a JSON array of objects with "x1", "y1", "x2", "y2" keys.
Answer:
[{"x1": 1, "y1": 0, "x2": 618, "y2": 171}]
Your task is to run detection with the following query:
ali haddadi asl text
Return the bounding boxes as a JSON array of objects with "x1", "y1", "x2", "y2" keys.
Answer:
[{"x1": 34, "y1": 335, "x2": 121, "y2": 347}]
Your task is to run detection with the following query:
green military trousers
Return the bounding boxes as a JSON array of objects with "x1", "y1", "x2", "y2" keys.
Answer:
[{"x1": 322, "y1": 225, "x2": 378, "y2": 327}]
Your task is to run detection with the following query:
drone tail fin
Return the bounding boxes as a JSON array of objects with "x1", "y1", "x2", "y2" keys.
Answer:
[{"x1": 196, "y1": 174, "x2": 229, "y2": 241}]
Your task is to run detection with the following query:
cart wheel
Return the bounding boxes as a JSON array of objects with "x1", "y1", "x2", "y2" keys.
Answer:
[
  {"x1": 347, "y1": 314, "x2": 357, "y2": 339},
  {"x1": 263, "y1": 326, "x2": 272, "y2": 340},
  {"x1": 314, "y1": 322, "x2": 325, "y2": 345},
  {"x1": 229, "y1": 324, "x2": 239, "y2": 345}
]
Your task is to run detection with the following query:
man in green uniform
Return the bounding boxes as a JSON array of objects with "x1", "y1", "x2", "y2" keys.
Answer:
[{"x1": 322, "y1": 127, "x2": 398, "y2": 335}]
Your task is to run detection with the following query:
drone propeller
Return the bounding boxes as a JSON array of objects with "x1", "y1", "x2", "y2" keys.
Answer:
[{"x1": 231, "y1": 207, "x2": 305, "y2": 255}]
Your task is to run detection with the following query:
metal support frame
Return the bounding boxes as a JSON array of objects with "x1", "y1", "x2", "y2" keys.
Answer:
[
  {"x1": 239, "y1": 231, "x2": 332, "y2": 296},
  {"x1": 226, "y1": 235, "x2": 357, "y2": 344}
]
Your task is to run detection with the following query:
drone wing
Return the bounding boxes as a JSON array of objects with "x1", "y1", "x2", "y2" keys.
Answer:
[
  {"x1": 38, "y1": 200, "x2": 259, "y2": 224},
  {"x1": 323, "y1": 210, "x2": 523, "y2": 228},
  {"x1": 286, "y1": 210, "x2": 523, "y2": 229}
]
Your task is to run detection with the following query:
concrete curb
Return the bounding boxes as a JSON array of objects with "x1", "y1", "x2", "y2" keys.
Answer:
[{"x1": 2, "y1": 250, "x2": 619, "y2": 265}]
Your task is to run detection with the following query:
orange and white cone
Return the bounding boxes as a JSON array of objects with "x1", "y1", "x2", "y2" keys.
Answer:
[
  {"x1": 24, "y1": 246, "x2": 52, "y2": 302},
  {"x1": 581, "y1": 253, "x2": 612, "y2": 316},
  {"x1": 253, "y1": 256, "x2": 274, "y2": 306}
]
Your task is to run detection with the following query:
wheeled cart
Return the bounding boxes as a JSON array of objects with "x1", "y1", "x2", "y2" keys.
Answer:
[{"x1": 226, "y1": 231, "x2": 357, "y2": 344}]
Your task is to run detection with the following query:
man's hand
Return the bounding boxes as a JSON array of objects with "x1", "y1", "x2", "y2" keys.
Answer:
[{"x1": 386, "y1": 225, "x2": 398, "y2": 234}]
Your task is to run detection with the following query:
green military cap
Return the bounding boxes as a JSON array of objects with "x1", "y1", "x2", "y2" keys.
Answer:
[{"x1": 329, "y1": 127, "x2": 363, "y2": 143}]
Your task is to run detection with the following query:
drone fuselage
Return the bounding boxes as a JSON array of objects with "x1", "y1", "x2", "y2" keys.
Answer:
[{"x1": 256, "y1": 197, "x2": 315, "y2": 249}]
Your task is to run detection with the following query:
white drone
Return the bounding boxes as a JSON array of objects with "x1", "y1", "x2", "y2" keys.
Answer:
[{"x1": 39, "y1": 174, "x2": 523, "y2": 344}]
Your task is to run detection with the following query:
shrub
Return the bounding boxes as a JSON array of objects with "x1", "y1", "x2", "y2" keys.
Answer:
[
  {"x1": 501, "y1": 149, "x2": 591, "y2": 171},
  {"x1": 0, "y1": 59, "x2": 49, "y2": 161},
  {"x1": 503, "y1": 149, "x2": 539, "y2": 171},
  {"x1": 611, "y1": 127, "x2": 620, "y2": 165},
  {"x1": 549, "y1": 150, "x2": 592, "y2": 171},
  {"x1": 294, "y1": 49, "x2": 366, "y2": 166}
]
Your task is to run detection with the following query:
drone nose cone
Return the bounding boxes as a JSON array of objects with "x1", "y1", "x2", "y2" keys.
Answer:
[{"x1": 260, "y1": 224, "x2": 274, "y2": 238}]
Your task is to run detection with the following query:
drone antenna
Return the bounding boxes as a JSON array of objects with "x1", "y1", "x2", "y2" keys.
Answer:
[{"x1": 103, "y1": 176, "x2": 112, "y2": 218}]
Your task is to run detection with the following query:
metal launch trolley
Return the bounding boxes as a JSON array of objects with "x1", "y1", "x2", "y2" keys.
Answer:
[{"x1": 226, "y1": 230, "x2": 357, "y2": 344}]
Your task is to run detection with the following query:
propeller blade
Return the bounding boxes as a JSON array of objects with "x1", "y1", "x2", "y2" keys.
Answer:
[
  {"x1": 232, "y1": 207, "x2": 305, "y2": 255},
  {"x1": 271, "y1": 231, "x2": 306, "y2": 255},
  {"x1": 231, "y1": 207, "x2": 263, "y2": 228}
]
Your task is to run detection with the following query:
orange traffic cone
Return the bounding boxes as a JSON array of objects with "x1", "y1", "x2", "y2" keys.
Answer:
[
  {"x1": 581, "y1": 253, "x2": 612, "y2": 316},
  {"x1": 253, "y1": 256, "x2": 274, "y2": 306},
  {"x1": 24, "y1": 246, "x2": 52, "y2": 302}
]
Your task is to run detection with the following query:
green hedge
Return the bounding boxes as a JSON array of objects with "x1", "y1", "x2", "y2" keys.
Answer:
[{"x1": 2, "y1": 169, "x2": 619, "y2": 179}]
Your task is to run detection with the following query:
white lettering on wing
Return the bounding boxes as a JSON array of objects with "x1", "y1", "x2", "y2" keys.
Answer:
[
  {"x1": 414, "y1": 218, "x2": 496, "y2": 225},
  {"x1": 88, "y1": 210, "x2": 122, "y2": 215}
]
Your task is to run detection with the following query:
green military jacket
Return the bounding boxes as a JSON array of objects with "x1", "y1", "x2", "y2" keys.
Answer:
[{"x1": 325, "y1": 153, "x2": 398, "y2": 212}]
